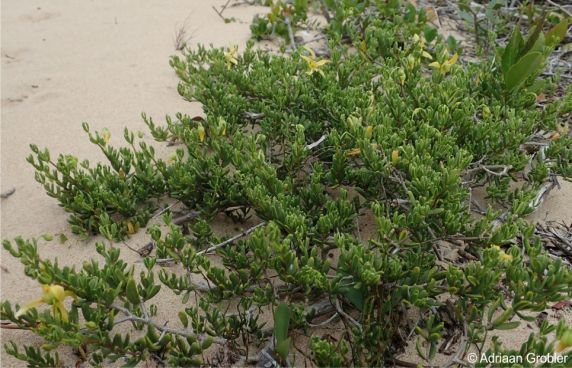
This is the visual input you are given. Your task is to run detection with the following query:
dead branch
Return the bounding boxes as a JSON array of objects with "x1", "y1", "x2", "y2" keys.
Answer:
[
  {"x1": 197, "y1": 221, "x2": 266, "y2": 256},
  {"x1": 212, "y1": 0, "x2": 232, "y2": 22},
  {"x1": 284, "y1": 16, "x2": 297, "y2": 48},
  {"x1": 172, "y1": 210, "x2": 201, "y2": 225}
]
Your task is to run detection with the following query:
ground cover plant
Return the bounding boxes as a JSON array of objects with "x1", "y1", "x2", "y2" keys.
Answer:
[{"x1": 2, "y1": 0, "x2": 572, "y2": 367}]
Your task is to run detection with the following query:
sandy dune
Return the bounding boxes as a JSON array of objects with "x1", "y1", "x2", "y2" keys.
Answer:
[{"x1": 1, "y1": 1, "x2": 570, "y2": 367}]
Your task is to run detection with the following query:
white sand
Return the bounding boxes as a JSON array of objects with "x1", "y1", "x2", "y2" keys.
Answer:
[{"x1": 1, "y1": 1, "x2": 570, "y2": 367}]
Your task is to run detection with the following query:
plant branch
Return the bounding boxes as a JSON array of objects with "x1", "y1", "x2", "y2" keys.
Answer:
[{"x1": 111, "y1": 304, "x2": 225, "y2": 344}]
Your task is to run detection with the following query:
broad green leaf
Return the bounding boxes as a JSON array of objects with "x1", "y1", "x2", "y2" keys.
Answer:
[
  {"x1": 520, "y1": 18, "x2": 545, "y2": 57},
  {"x1": 527, "y1": 79, "x2": 548, "y2": 94},
  {"x1": 446, "y1": 35, "x2": 458, "y2": 52},
  {"x1": 423, "y1": 26, "x2": 438, "y2": 43},
  {"x1": 404, "y1": 4, "x2": 416, "y2": 23},
  {"x1": 504, "y1": 52, "x2": 544, "y2": 92},
  {"x1": 275, "y1": 338, "x2": 291, "y2": 360},
  {"x1": 528, "y1": 32, "x2": 546, "y2": 55},
  {"x1": 545, "y1": 18, "x2": 571, "y2": 48},
  {"x1": 502, "y1": 25, "x2": 524, "y2": 73},
  {"x1": 342, "y1": 285, "x2": 365, "y2": 311},
  {"x1": 274, "y1": 303, "x2": 290, "y2": 345}
]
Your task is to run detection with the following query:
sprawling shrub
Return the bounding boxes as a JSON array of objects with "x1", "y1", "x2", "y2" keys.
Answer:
[{"x1": 2, "y1": 1, "x2": 572, "y2": 367}]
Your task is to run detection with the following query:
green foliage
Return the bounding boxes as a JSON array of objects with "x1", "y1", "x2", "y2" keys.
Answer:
[
  {"x1": 310, "y1": 336, "x2": 350, "y2": 367},
  {"x1": 415, "y1": 315, "x2": 444, "y2": 361},
  {"x1": 475, "y1": 321, "x2": 572, "y2": 367},
  {"x1": 497, "y1": 17, "x2": 570, "y2": 93},
  {"x1": 27, "y1": 123, "x2": 160, "y2": 240},
  {"x1": 3, "y1": 1, "x2": 572, "y2": 367},
  {"x1": 4, "y1": 342, "x2": 61, "y2": 368},
  {"x1": 274, "y1": 303, "x2": 291, "y2": 361},
  {"x1": 459, "y1": 0, "x2": 510, "y2": 50},
  {"x1": 250, "y1": 0, "x2": 309, "y2": 42}
]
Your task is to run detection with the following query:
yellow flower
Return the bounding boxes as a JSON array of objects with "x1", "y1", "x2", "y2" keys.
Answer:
[
  {"x1": 491, "y1": 245, "x2": 512, "y2": 262},
  {"x1": 197, "y1": 124, "x2": 206, "y2": 142},
  {"x1": 556, "y1": 330, "x2": 572, "y2": 352},
  {"x1": 391, "y1": 149, "x2": 399, "y2": 164},
  {"x1": 224, "y1": 45, "x2": 238, "y2": 69},
  {"x1": 499, "y1": 252, "x2": 513, "y2": 262},
  {"x1": 429, "y1": 53, "x2": 459, "y2": 74},
  {"x1": 102, "y1": 128, "x2": 111, "y2": 145},
  {"x1": 15, "y1": 284, "x2": 76, "y2": 322},
  {"x1": 482, "y1": 106, "x2": 491, "y2": 119},
  {"x1": 397, "y1": 68, "x2": 406, "y2": 85},
  {"x1": 218, "y1": 117, "x2": 227, "y2": 136},
  {"x1": 301, "y1": 46, "x2": 330, "y2": 77},
  {"x1": 365, "y1": 126, "x2": 373, "y2": 139}
]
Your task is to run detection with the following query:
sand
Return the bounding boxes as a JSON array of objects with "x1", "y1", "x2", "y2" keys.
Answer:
[{"x1": 1, "y1": 1, "x2": 571, "y2": 367}]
